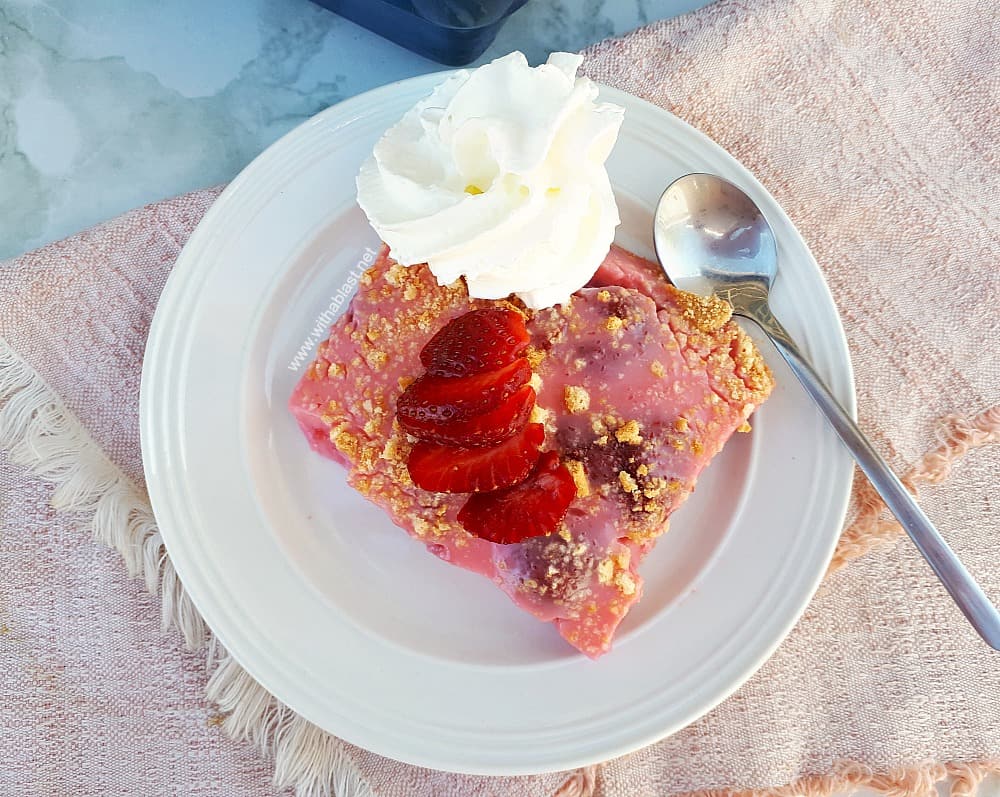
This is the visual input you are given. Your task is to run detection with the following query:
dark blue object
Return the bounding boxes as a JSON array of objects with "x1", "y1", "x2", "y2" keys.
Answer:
[{"x1": 313, "y1": 0, "x2": 529, "y2": 65}]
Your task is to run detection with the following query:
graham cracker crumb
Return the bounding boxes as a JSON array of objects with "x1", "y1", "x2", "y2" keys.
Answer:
[
  {"x1": 636, "y1": 464, "x2": 649, "y2": 477},
  {"x1": 327, "y1": 362, "x2": 346, "y2": 378},
  {"x1": 380, "y1": 436, "x2": 408, "y2": 463},
  {"x1": 597, "y1": 290, "x2": 612, "y2": 302},
  {"x1": 564, "y1": 459, "x2": 590, "y2": 498},
  {"x1": 529, "y1": 404, "x2": 551, "y2": 425},
  {"x1": 563, "y1": 385, "x2": 590, "y2": 414},
  {"x1": 737, "y1": 421, "x2": 752, "y2": 433},
  {"x1": 605, "y1": 315, "x2": 625, "y2": 332},
  {"x1": 642, "y1": 477, "x2": 668, "y2": 499},
  {"x1": 615, "y1": 420, "x2": 643, "y2": 445},
  {"x1": 358, "y1": 445, "x2": 378, "y2": 471},
  {"x1": 627, "y1": 526, "x2": 661, "y2": 543},
  {"x1": 614, "y1": 571, "x2": 637, "y2": 596},
  {"x1": 673, "y1": 289, "x2": 733, "y2": 332},
  {"x1": 573, "y1": 358, "x2": 587, "y2": 371},
  {"x1": 525, "y1": 346, "x2": 545, "y2": 369},
  {"x1": 413, "y1": 517, "x2": 432, "y2": 537},
  {"x1": 618, "y1": 471, "x2": 639, "y2": 494},
  {"x1": 729, "y1": 333, "x2": 773, "y2": 397},
  {"x1": 674, "y1": 417, "x2": 689, "y2": 432},
  {"x1": 650, "y1": 360, "x2": 666, "y2": 378},
  {"x1": 597, "y1": 557, "x2": 614, "y2": 585},
  {"x1": 331, "y1": 427, "x2": 358, "y2": 459}
]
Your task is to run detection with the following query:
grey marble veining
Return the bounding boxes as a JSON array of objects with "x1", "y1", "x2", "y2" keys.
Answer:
[{"x1": 0, "y1": 0, "x2": 710, "y2": 259}]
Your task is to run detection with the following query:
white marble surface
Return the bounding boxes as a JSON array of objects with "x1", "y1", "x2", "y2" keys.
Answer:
[{"x1": 0, "y1": 0, "x2": 712, "y2": 259}]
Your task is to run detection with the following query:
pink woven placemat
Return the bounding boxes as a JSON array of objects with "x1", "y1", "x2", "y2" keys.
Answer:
[{"x1": 2, "y1": 0, "x2": 998, "y2": 795}]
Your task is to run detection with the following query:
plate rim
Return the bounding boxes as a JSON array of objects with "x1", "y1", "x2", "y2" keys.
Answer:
[{"x1": 140, "y1": 71, "x2": 856, "y2": 775}]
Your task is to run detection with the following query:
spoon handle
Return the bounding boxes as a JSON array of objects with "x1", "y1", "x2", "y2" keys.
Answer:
[{"x1": 747, "y1": 305, "x2": 1000, "y2": 650}]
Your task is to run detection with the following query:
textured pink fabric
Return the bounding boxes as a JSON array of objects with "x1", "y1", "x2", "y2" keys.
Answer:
[
  {"x1": 1, "y1": 0, "x2": 999, "y2": 795},
  {"x1": 0, "y1": 449, "x2": 278, "y2": 795},
  {"x1": 0, "y1": 189, "x2": 222, "y2": 489}
]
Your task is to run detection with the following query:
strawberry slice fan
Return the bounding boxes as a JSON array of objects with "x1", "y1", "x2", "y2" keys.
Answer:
[{"x1": 399, "y1": 308, "x2": 577, "y2": 541}]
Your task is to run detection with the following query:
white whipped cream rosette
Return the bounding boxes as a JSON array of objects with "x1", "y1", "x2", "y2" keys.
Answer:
[{"x1": 356, "y1": 51, "x2": 625, "y2": 310}]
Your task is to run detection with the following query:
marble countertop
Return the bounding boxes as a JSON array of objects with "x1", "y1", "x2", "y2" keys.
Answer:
[{"x1": 0, "y1": 0, "x2": 710, "y2": 259}]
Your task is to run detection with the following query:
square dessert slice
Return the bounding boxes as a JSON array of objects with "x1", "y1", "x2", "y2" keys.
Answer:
[{"x1": 290, "y1": 245, "x2": 773, "y2": 658}]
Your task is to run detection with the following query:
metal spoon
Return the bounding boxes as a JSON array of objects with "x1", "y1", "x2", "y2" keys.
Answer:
[{"x1": 653, "y1": 172, "x2": 1000, "y2": 649}]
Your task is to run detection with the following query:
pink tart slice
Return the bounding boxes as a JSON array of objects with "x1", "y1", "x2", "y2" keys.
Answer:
[{"x1": 290, "y1": 244, "x2": 773, "y2": 658}]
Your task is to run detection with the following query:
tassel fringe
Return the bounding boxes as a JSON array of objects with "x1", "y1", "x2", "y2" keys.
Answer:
[
  {"x1": 830, "y1": 406, "x2": 1000, "y2": 572},
  {"x1": 676, "y1": 759, "x2": 1000, "y2": 797}
]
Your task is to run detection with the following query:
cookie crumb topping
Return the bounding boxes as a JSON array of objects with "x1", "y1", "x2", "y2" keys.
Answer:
[
  {"x1": 563, "y1": 385, "x2": 591, "y2": 414},
  {"x1": 564, "y1": 459, "x2": 591, "y2": 497},
  {"x1": 614, "y1": 420, "x2": 643, "y2": 445}
]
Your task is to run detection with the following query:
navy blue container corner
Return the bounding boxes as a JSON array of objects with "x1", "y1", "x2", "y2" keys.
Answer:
[{"x1": 312, "y1": 0, "x2": 529, "y2": 66}]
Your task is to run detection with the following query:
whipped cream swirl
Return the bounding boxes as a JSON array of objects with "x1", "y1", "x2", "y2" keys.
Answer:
[{"x1": 356, "y1": 51, "x2": 624, "y2": 309}]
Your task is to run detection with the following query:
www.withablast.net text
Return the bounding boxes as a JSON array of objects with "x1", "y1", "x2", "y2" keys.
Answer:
[{"x1": 287, "y1": 246, "x2": 379, "y2": 371}]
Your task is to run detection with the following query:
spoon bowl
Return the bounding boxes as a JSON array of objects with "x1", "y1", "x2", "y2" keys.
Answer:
[
  {"x1": 654, "y1": 172, "x2": 778, "y2": 293},
  {"x1": 652, "y1": 172, "x2": 1000, "y2": 650}
]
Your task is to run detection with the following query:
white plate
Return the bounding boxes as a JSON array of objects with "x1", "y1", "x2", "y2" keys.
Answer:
[{"x1": 140, "y1": 74, "x2": 855, "y2": 775}]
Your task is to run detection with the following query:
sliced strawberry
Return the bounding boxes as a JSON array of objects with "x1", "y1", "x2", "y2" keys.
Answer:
[
  {"x1": 396, "y1": 360, "x2": 531, "y2": 439},
  {"x1": 411, "y1": 385, "x2": 536, "y2": 447},
  {"x1": 421, "y1": 308, "x2": 530, "y2": 378},
  {"x1": 457, "y1": 452, "x2": 577, "y2": 544},
  {"x1": 407, "y1": 423, "x2": 544, "y2": 493}
]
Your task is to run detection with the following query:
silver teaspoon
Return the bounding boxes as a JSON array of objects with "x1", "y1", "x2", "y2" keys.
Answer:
[{"x1": 653, "y1": 172, "x2": 1000, "y2": 649}]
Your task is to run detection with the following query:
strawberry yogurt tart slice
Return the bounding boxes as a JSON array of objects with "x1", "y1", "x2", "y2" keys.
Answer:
[{"x1": 289, "y1": 244, "x2": 773, "y2": 658}]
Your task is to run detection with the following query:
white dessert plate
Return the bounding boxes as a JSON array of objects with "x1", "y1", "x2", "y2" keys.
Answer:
[{"x1": 140, "y1": 73, "x2": 855, "y2": 775}]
